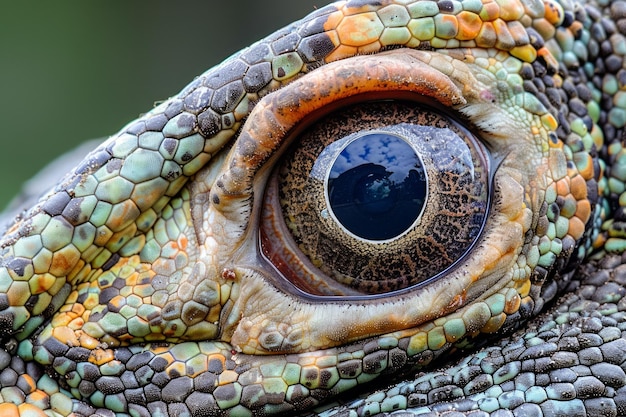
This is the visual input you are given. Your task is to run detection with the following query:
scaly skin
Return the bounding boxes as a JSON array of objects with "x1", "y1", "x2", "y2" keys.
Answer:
[{"x1": 0, "y1": 0, "x2": 625, "y2": 416}]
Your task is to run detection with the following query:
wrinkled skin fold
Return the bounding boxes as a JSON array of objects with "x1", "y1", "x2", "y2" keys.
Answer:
[{"x1": 0, "y1": 1, "x2": 625, "y2": 416}]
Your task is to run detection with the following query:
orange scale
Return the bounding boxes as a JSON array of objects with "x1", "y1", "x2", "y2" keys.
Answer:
[
  {"x1": 510, "y1": 44, "x2": 537, "y2": 62},
  {"x1": 83, "y1": 292, "x2": 100, "y2": 310},
  {"x1": 218, "y1": 370, "x2": 239, "y2": 385},
  {"x1": 496, "y1": 0, "x2": 524, "y2": 21},
  {"x1": 503, "y1": 292, "x2": 522, "y2": 314},
  {"x1": 569, "y1": 175, "x2": 588, "y2": 200},
  {"x1": 515, "y1": 278, "x2": 531, "y2": 298},
  {"x1": 17, "y1": 374, "x2": 37, "y2": 392},
  {"x1": 543, "y1": 0, "x2": 564, "y2": 25},
  {"x1": 493, "y1": 19, "x2": 515, "y2": 49},
  {"x1": 29, "y1": 273, "x2": 56, "y2": 295},
  {"x1": 166, "y1": 361, "x2": 187, "y2": 378},
  {"x1": 566, "y1": 166, "x2": 579, "y2": 178},
  {"x1": 57, "y1": 300, "x2": 76, "y2": 314},
  {"x1": 481, "y1": 313, "x2": 507, "y2": 333},
  {"x1": 207, "y1": 353, "x2": 227, "y2": 365},
  {"x1": 70, "y1": 302, "x2": 86, "y2": 316},
  {"x1": 479, "y1": 2, "x2": 500, "y2": 21},
  {"x1": 78, "y1": 332, "x2": 100, "y2": 350},
  {"x1": 51, "y1": 313, "x2": 73, "y2": 328},
  {"x1": 108, "y1": 295, "x2": 127, "y2": 310},
  {"x1": 25, "y1": 389, "x2": 49, "y2": 406},
  {"x1": 89, "y1": 348, "x2": 115, "y2": 365},
  {"x1": 555, "y1": 177, "x2": 570, "y2": 197},
  {"x1": 106, "y1": 201, "x2": 140, "y2": 233},
  {"x1": 51, "y1": 326, "x2": 79, "y2": 345},
  {"x1": 336, "y1": 12, "x2": 384, "y2": 47},
  {"x1": 569, "y1": 20, "x2": 584, "y2": 36},
  {"x1": 531, "y1": 17, "x2": 556, "y2": 44},
  {"x1": 592, "y1": 234, "x2": 607, "y2": 250},
  {"x1": 0, "y1": 403, "x2": 19, "y2": 415},
  {"x1": 49, "y1": 246, "x2": 81, "y2": 278},
  {"x1": 537, "y1": 47, "x2": 559, "y2": 71},
  {"x1": 123, "y1": 273, "x2": 140, "y2": 287},
  {"x1": 80, "y1": 309, "x2": 92, "y2": 322},
  {"x1": 177, "y1": 235, "x2": 188, "y2": 251},
  {"x1": 568, "y1": 216, "x2": 587, "y2": 239},
  {"x1": 17, "y1": 403, "x2": 46, "y2": 416},
  {"x1": 68, "y1": 260, "x2": 91, "y2": 284},
  {"x1": 575, "y1": 200, "x2": 592, "y2": 224},
  {"x1": 541, "y1": 113, "x2": 558, "y2": 132},
  {"x1": 68, "y1": 317, "x2": 86, "y2": 331},
  {"x1": 324, "y1": 10, "x2": 344, "y2": 30},
  {"x1": 476, "y1": 22, "x2": 497, "y2": 48},
  {"x1": 63, "y1": 290, "x2": 79, "y2": 306},
  {"x1": 326, "y1": 44, "x2": 358, "y2": 63}
]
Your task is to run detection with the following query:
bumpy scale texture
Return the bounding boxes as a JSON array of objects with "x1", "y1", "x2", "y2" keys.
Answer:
[{"x1": 0, "y1": 0, "x2": 625, "y2": 416}]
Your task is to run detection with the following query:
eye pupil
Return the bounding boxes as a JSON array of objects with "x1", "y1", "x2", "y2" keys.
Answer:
[
  {"x1": 355, "y1": 172, "x2": 393, "y2": 213},
  {"x1": 326, "y1": 133, "x2": 427, "y2": 241}
]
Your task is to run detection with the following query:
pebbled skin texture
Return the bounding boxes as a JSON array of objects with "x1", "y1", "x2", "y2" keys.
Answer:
[{"x1": 0, "y1": 1, "x2": 625, "y2": 416}]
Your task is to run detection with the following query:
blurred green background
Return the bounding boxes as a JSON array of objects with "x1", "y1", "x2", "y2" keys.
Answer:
[{"x1": 0, "y1": 1, "x2": 321, "y2": 210}]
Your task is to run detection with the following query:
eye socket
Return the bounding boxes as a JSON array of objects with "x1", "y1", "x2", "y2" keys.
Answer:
[{"x1": 260, "y1": 100, "x2": 490, "y2": 297}]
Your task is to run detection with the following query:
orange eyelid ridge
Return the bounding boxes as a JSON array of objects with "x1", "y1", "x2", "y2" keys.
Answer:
[{"x1": 211, "y1": 49, "x2": 466, "y2": 206}]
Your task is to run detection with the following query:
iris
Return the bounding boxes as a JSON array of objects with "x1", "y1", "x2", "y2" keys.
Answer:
[{"x1": 262, "y1": 101, "x2": 489, "y2": 295}]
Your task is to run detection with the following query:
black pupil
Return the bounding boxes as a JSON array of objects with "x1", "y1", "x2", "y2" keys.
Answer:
[{"x1": 327, "y1": 132, "x2": 427, "y2": 241}]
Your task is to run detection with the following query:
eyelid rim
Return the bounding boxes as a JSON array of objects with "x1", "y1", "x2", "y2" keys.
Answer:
[{"x1": 209, "y1": 49, "x2": 467, "y2": 223}]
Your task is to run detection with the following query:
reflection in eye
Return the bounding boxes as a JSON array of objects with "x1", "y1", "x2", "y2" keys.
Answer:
[
  {"x1": 261, "y1": 101, "x2": 491, "y2": 297},
  {"x1": 325, "y1": 132, "x2": 428, "y2": 242}
]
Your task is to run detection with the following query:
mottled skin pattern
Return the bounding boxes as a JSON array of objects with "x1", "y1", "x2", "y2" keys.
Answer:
[{"x1": 0, "y1": 0, "x2": 625, "y2": 416}]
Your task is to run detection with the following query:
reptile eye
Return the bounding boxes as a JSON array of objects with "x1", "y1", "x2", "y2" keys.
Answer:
[{"x1": 261, "y1": 101, "x2": 490, "y2": 296}]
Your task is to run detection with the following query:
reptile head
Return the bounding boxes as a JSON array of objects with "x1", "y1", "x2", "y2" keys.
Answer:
[{"x1": 1, "y1": 1, "x2": 625, "y2": 416}]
